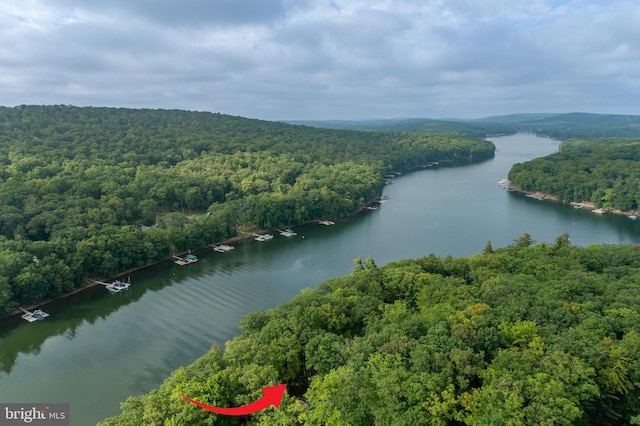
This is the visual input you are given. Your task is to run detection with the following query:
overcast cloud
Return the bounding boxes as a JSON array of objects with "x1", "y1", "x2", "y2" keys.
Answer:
[{"x1": 1, "y1": 0, "x2": 639, "y2": 120}]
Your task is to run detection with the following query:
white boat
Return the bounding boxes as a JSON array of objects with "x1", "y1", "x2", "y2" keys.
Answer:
[
  {"x1": 213, "y1": 244, "x2": 234, "y2": 252},
  {"x1": 573, "y1": 203, "x2": 583, "y2": 209},
  {"x1": 592, "y1": 208, "x2": 605, "y2": 214},
  {"x1": 318, "y1": 220, "x2": 335, "y2": 226},
  {"x1": 255, "y1": 234, "x2": 274, "y2": 241},
  {"x1": 629, "y1": 214, "x2": 638, "y2": 220},
  {"x1": 106, "y1": 280, "x2": 130, "y2": 293},
  {"x1": 498, "y1": 178, "x2": 509, "y2": 187},
  {"x1": 20, "y1": 308, "x2": 49, "y2": 322}
]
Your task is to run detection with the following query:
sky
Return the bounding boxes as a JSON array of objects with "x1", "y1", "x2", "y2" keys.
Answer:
[{"x1": 1, "y1": 0, "x2": 639, "y2": 121}]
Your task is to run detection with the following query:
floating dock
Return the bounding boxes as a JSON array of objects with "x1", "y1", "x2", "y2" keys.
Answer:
[
  {"x1": 92, "y1": 278, "x2": 131, "y2": 293},
  {"x1": 278, "y1": 229, "x2": 297, "y2": 237},
  {"x1": 318, "y1": 220, "x2": 335, "y2": 226},
  {"x1": 19, "y1": 307, "x2": 49, "y2": 322},
  {"x1": 174, "y1": 253, "x2": 199, "y2": 264}
]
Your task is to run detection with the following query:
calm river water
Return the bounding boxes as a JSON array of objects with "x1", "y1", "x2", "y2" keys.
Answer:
[{"x1": 1, "y1": 133, "x2": 639, "y2": 425}]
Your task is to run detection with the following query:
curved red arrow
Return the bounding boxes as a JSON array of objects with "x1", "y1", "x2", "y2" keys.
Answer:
[{"x1": 181, "y1": 384, "x2": 286, "y2": 416}]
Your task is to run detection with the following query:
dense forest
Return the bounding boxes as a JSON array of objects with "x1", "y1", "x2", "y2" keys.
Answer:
[
  {"x1": 99, "y1": 236, "x2": 640, "y2": 425},
  {"x1": 508, "y1": 138, "x2": 640, "y2": 211},
  {"x1": 0, "y1": 105, "x2": 494, "y2": 315}
]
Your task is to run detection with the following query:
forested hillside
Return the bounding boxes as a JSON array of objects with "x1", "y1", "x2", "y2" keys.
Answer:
[
  {"x1": 99, "y1": 236, "x2": 640, "y2": 425},
  {"x1": 0, "y1": 105, "x2": 494, "y2": 314},
  {"x1": 508, "y1": 138, "x2": 640, "y2": 211}
]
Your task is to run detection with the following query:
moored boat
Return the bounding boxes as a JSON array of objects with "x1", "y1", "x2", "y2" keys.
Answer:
[
  {"x1": 106, "y1": 280, "x2": 131, "y2": 293},
  {"x1": 213, "y1": 245, "x2": 234, "y2": 252}
]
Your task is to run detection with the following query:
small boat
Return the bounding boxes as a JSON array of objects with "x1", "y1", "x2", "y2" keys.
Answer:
[
  {"x1": 255, "y1": 233, "x2": 274, "y2": 241},
  {"x1": 318, "y1": 220, "x2": 335, "y2": 226},
  {"x1": 592, "y1": 208, "x2": 605, "y2": 214},
  {"x1": 20, "y1": 308, "x2": 49, "y2": 322},
  {"x1": 106, "y1": 280, "x2": 130, "y2": 293},
  {"x1": 573, "y1": 203, "x2": 583, "y2": 209},
  {"x1": 498, "y1": 178, "x2": 509, "y2": 187},
  {"x1": 629, "y1": 214, "x2": 638, "y2": 220},
  {"x1": 213, "y1": 245, "x2": 234, "y2": 252}
]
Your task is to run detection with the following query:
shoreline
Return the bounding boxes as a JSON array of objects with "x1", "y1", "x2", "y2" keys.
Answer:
[
  {"x1": 1, "y1": 194, "x2": 384, "y2": 322},
  {"x1": 1, "y1": 159, "x2": 485, "y2": 322},
  {"x1": 507, "y1": 184, "x2": 638, "y2": 218}
]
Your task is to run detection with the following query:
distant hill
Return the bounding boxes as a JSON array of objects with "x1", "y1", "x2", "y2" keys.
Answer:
[
  {"x1": 473, "y1": 113, "x2": 562, "y2": 123},
  {"x1": 285, "y1": 118, "x2": 514, "y2": 139},
  {"x1": 287, "y1": 112, "x2": 640, "y2": 140}
]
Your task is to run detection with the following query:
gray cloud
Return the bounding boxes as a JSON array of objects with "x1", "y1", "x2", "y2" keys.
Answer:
[{"x1": 1, "y1": 0, "x2": 639, "y2": 119}]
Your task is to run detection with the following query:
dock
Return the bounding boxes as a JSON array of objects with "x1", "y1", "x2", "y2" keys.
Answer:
[
  {"x1": 92, "y1": 278, "x2": 131, "y2": 293},
  {"x1": 253, "y1": 233, "x2": 274, "y2": 241},
  {"x1": 19, "y1": 307, "x2": 49, "y2": 322},
  {"x1": 278, "y1": 229, "x2": 297, "y2": 237},
  {"x1": 210, "y1": 244, "x2": 234, "y2": 252},
  {"x1": 174, "y1": 253, "x2": 199, "y2": 264},
  {"x1": 318, "y1": 220, "x2": 335, "y2": 226}
]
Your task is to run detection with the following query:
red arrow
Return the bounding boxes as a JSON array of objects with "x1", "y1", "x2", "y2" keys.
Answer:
[{"x1": 181, "y1": 384, "x2": 287, "y2": 416}]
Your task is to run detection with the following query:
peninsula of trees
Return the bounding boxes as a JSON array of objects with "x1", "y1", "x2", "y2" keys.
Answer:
[
  {"x1": 508, "y1": 138, "x2": 640, "y2": 211},
  {"x1": 0, "y1": 105, "x2": 494, "y2": 315},
  {"x1": 99, "y1": 236, "x2": 640, "y2": 425}
]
